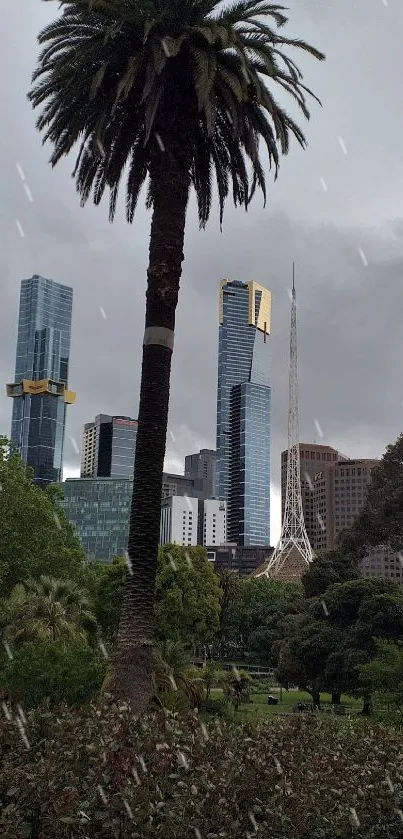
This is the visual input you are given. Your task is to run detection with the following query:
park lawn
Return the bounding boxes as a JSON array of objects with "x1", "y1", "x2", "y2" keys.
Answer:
[
  {"x1": 239, "y1": 690, "x2": 363, "y2": 719},
  {"x1": 209, "y1": 687, "x2": 362, "y2": 718}
]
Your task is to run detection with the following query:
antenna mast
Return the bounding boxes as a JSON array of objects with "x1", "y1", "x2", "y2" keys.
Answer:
[{"x1": 256, "y1": 264, "x2": 313, "y2": 581}]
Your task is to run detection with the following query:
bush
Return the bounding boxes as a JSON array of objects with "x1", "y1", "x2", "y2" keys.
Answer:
[
  {"x1": 1, "y1": 706, "x2": 403, "y2": 838},
  {"x1": 201, "y1": 696, "x2": 235, "y2": 720},
  {"x1": 250, "y1": 678, "x2": 274, "y2": 694},
  {"x1": 0, "y1": 640, "x2": 106, "y2": 708}
]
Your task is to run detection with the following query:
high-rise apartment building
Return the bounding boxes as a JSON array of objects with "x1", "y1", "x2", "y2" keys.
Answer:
[
  {"x1": 160, "y1": 496, "x2": 199, "y2": 547},
  {"x1": 81, "y1": 414, "x2": 138, "y2": 479},
  {"x1": 314, "y1": 458, "x2": 379, "y2": 551},
  {"x1": 281, "y1": 443, "x2": 348, "y2": 549},
  {"x1": 216, "y1": 279, "x2": 271, "y2": 546},
  {"x1": 7, "y1": 275, "x2": 75, "y2": 485},
  {"x1": 185, "y1": 449, "x2": 216, "y2": 497},
  {"x1": 202, "y1": 499, "x2": 226, "y2": 546}
]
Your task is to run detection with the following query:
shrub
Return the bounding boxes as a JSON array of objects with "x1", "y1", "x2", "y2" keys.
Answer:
[
  {"x1": 0, "y1": 640, "x2": 106, "y2": 708},
  {"x1": 201, "y1": 695, "x2": 235, "y2": 720},
  {"x1": 1, "y1": 706, "x2": 403, "y2": 838}
]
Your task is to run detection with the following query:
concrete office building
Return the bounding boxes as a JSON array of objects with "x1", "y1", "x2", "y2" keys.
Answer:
[
  {"x1": 81, "y1": 414, "x2": 137, "y2": 479},
  {"x1": 7, "y1": 275, "x2": 75, "y2": 486},
  {"x1": 281, "y1": 443, "x2": 347, "y2": 550},
  {"x1": 202, "y1": 499, "x2": 226, "y2": 546},
  {"x1": 360, "y1": 546, "x2": 403, "y2": 585},
  {"x1": 159, "y1": 497, "x2": 226, "y2": 547},
  {"x1": 185, "y1": 448, "x2": 216, "y2": 497},
  {"x1": 160, "y1": 496, "x2": 199, "y2": 547},
  {"x1": 314, "y1": 458, "x2": 379, "y2": 551},
  {"x1": 216, "y1": 279, "x2": 271, "y2": 546}
]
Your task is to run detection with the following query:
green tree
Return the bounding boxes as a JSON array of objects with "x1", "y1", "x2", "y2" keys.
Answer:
[
  {"x1": 276, "y1": 578, "x2": 403, "y2": 713},
  {"x1": 340, "y1": 433, "x2": 403, "y2": 556},
  {"x1": 91, "y1": 547, "x2": 221, "y2": 649},
  {"x1": 29, "y1": 0, "x2": 324, "y2": 709},
  {"x1": 223, "y1": 577, "x2": 304, "y2": 664},
  {"x1": 1, "y1": 639, "x2": 106, "y2": 708},
  {"x1": 0, "y1": 439, "x2": 86, "y2": 596},
  {"x1": 155, "y1": 545, "x2": 221, "y2": 647},
  {"x1": 92, "y1": 557, "x2": 126, "y2": 643},
  {"x1": 302, "y1": 549, "x2": 360, "y2": 598},
  {"x1": 1, "y1": 575, "x2": 98, "y2": 648},
  {"x1": 360, "y1": 639, "x2": 403, "y2": 715}
]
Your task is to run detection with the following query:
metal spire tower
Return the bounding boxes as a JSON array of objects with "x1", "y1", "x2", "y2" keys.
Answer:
[{"x1": 256, "y1": 265, "x2": 313, "y2": 581}]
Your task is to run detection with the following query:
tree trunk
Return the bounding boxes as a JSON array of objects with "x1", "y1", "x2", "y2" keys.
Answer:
[
  {"x1": 331, "y1": 692, "x2": 341, "y2": 705},
  {"x1": 311, "y1": 687, "x2": 321, "y2": 708},
  {"x1": 361, "y1": 695, "x2": 372, "y2": 716},
  {"x1": 111, "y1": 138, "x2": 190, "y2": 710}
]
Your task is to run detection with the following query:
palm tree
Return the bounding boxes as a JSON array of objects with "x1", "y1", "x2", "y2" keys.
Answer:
[
  {"x1": 29, "y1": 0, "x2": 324, "y2": 709},
  {"x1": 1, "y1": 576, "x2": 97, "y2": 646},
  {"x1": 153, "y1": 638, "x2": 204, "y2": 709}
]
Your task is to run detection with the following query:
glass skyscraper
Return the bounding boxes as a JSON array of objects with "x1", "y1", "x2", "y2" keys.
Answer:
[
  {"x1": 7, "y1": 275, "x2": 75, "y2": 486},
  {"x1": 216, "y1": 280, "x2": 271, "y2": 546},
  {"x1": 81, "y1": 414, "x2": 138, "y2": 479}
]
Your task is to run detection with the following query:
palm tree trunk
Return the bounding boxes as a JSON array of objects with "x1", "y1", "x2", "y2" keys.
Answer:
[{"x1": 111, "y1": 142, "x2": 190, "y2": 710}]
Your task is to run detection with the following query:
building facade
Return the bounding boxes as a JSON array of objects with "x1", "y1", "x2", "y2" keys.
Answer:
[
  {"x1": 81, "y1": 414, "x2": 137, "y2": 479},
  {"x1": 185, "y1": 449, "x2": 216, "y2": 497},
  {"x1": 360, "y1": 546, "x2": 403, "y2": 585},
  {"x1": 60, "y1": 471, "x2": 216, "y2": 561},
  {"x1": 206, "y1": 544, "x2": 274, "y2": 577},
  {"x1": 216, "y1": 279, "x2": 271, "y2": 546},
  {"x1": 314, "y1": 458, "x2": 379, "y2": 551},
  {"x1": 281, "y1": 443, "x2": 348, "y2": 549},
  {"x1": 202, "y1": 499, "x2": 226, "y2": 546},
  {"x1": 7, "y1": 275, "x2": 75, "y2": 486},
  {"x1": 160, "y1": 495, "x2": 199, "y2": 547},
  {"x1": 59, "y1": 477, "x2": 132, "y2": 560},
  {"x1": 162, "y1": 471, "x2": 211, "y2": 501}
]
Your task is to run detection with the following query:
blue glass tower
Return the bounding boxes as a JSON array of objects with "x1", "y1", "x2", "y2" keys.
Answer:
[
  {"x1": 216, "y1": 280, "x2": 271, "y2": 546},
  {"x1": 7, "y1": 275, "x2": 75, "y2": 486}
]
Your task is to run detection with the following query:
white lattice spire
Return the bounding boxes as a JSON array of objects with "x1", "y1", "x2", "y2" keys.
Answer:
[{"x1": 256, "y1": 265, "x2": 313, "y2": 581}]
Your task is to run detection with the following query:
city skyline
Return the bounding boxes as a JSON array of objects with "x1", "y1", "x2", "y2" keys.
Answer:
[{"x1": 2, "y1": 0, "x2": 403, "y2": 544}]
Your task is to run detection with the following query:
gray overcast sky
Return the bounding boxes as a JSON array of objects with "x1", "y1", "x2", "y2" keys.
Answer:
[{"x1": 1, "y1": 0, "x2": 403, "y2": 543}]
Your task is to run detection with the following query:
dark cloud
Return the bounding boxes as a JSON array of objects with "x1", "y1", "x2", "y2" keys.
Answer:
[{"x1": 1, "y1": 0, "x2": 402, "y2": 542}]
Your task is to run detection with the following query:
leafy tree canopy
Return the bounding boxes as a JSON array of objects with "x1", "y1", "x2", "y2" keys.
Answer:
[
  {"x1": 221, "y1": 576, "x2": 304, "y2": 664},
  {"x1": 302, "y1": 549, "x2": 360, "y2": 598},
  {"x1": 0, "y1": 438, "x2": 87, "y2": 596},
  {"x1": 154, "y1": 544, "x2": 221, "y2": 646},
  {"x1": 275, "y1": 578, "x2": 403, "y2": 706},
  {"x1": 92, "y1": 546, "x2": 221, "y2": 647},
  {"x1": 340, "y1": 432, "x2": 403, "y2": 555}
]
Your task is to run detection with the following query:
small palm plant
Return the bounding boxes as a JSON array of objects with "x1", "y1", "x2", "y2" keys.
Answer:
[
  {"x1": 153, "y1": 639, "x2": 204, "y2": 710},
  {"x1": 30, "y1": 0, "x2": 324, "y2": 709},
  {"x1": 1, "y1": 576, "x2": 98, "y2": 647}
]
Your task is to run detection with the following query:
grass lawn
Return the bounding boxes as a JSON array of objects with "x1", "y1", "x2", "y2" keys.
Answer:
[{"x1": 209, "y1": 687, "x2": 363, "y2": 718}]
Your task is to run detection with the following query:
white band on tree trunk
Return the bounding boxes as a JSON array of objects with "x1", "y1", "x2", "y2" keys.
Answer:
[{"x1": 143, "y1": 326, "x2": 175, "y2": 351}]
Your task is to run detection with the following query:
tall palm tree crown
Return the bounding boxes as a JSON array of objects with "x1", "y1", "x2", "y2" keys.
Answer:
[
  {"x1": 30, "y1": 0, "x2": 324, "y2": 711},
  {"x1": 31, "y1": 0, "x2": 324, "y2": 225}
]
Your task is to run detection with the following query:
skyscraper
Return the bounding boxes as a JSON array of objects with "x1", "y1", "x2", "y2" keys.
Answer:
[
  {"x1": 185, "y1": 448, "x2": 216, "y2": 497},
  {"x1": 280, "y1": 443, "x2": 347, "y2": 547},
  {"x1": 216, "y1": 279, "x2": 271, "y2": 546},
  {"x1": 7, "y1": 275, "x2": 75, "y2": 486},
  {"x1": 81, "y1": 414, "x2": 138, "y2": 479}
]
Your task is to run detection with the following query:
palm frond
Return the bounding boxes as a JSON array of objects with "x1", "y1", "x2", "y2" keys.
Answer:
[{"x1": 29, "y1": 0, "x2": 324, "y2": 226}]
